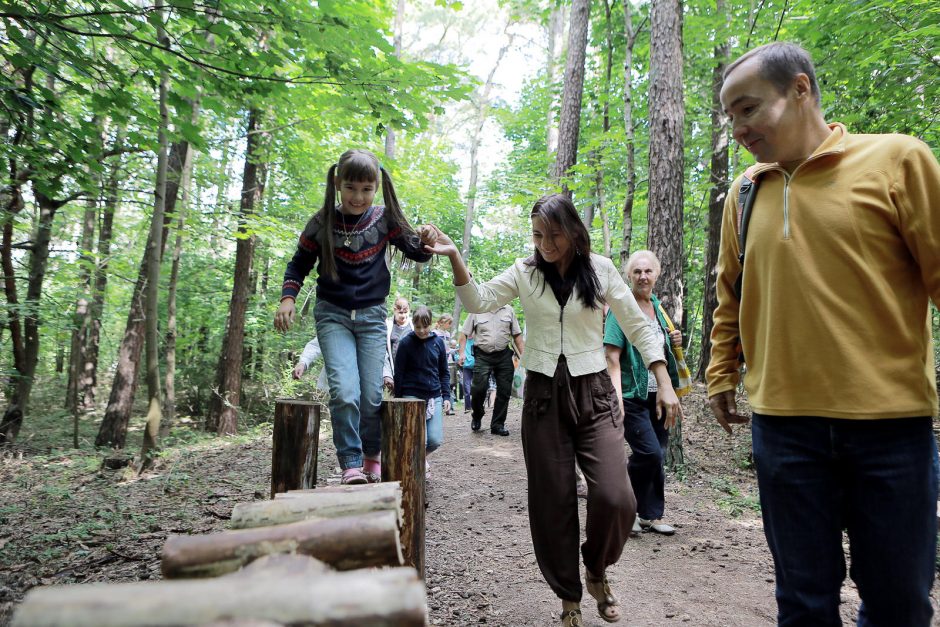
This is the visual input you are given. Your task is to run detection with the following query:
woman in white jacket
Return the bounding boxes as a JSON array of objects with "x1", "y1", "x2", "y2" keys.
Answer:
[{"x1": 420, "y1": 194, "x2": 680, "y2": 626}]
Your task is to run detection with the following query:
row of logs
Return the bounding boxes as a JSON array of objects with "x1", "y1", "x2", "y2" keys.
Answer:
[{"x1": 13, "y1": 398, "x2": 430, "y2": 627}]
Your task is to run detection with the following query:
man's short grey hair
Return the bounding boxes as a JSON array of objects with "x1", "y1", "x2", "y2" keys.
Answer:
[{"x1": 724, "y1": 41, "x2": 821, "y2": 106}]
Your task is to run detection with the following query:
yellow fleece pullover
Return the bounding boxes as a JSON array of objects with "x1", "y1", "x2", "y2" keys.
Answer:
[{"x1": 706, "y1": 123, "x2": 940, "y2": 419}]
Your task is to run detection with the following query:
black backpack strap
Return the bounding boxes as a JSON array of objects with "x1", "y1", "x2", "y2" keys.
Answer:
[{"x1": 732, "y1": 165, "x2": 761, "y2": 301}]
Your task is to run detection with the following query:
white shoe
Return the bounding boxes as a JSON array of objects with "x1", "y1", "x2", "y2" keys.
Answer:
[
  {"x1": 632, "y1": 518, "x2": 642, "y2": 533},
  {"x1": 637, "y1": 517, "x2": 675, "y2": 535}
]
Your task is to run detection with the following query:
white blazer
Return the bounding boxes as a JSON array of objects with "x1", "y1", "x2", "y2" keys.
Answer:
[{"x1": 456, "y1": 253, "x2": 664, "y2": 378}]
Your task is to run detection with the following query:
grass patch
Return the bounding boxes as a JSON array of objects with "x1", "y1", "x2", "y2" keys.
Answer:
[{"x1": 711, "y1": 477, "x2": 761, "y2": 517}]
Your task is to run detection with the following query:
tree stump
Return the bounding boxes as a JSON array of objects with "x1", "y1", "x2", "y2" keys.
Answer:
[
  {"x1": 271, "y1": 399, "x2": 321, "y2": 498},
  {"x1": 381, "y1": 398, "x2": 426, "y2": 579}
]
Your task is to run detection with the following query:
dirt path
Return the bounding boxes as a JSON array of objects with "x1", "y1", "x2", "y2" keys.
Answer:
[
  {"x1": 1, "y1": 391, "x2": 937, "y2": 626},
  {"x1": 423, "y1": 396, "x2": 939, "y2": 626}
]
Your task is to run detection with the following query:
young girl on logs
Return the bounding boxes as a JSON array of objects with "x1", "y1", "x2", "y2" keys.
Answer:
[
  {"x1": 274, "y1": 149, "x2": 430, "y2": 485},
  {"x1": 419, "y1": 193, "x2": 680, "y2": 626}
]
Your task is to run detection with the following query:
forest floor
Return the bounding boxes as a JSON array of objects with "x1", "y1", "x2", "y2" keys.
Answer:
[{"x1": 1, "y1": 386, "x2": 938, "y2": 626}]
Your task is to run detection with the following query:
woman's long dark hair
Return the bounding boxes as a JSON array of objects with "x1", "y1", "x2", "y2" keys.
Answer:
[
  {"x1": 524, "y1": 193, "x2": 602, "y2": 309},
  {"x1": 318, "y1": 148, "x2": 418, "y2": 279}
]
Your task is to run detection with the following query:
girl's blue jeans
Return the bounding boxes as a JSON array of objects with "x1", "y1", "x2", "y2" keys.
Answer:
[
  {"x1": 403, "y1": 395, "x2": 444, "y2": 454},
  {"x1": 314, "y1": 300, "x2": 387, "y2": 470}
]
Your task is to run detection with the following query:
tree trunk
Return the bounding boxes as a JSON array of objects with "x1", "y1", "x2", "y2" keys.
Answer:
[
  {"x1": 545, "y1": 6, "x2": 564, "y2": 155},
  {"x1": 67, "y1": 188, "x2": 99, "y2": 446},
  {"x1": 553, "y1": 0, "x2": 591, "y2": 194},
  {"x1": 161, "y1": 510, "x2": 403, "y2": 578},
  {"x1": 138, "y1": 2, "x2": 170, "y2": 469},
  {"x1": 453, "y1": 27, "x2": 514, "y2": 323},
  {"x1": 697, "y1": 0, "x2": 730, "y2": 380},
  {"x1": 81, "y1": 131, "x2": 122, "y2": 412},
  {"x1": 1, "y1": 190, "x2": 62, "y2": 443},
  {"x1": 206, "y1": 109, "x2": 267, "y2": 435},
  {"x1": 620, "y1": 1, "x2": 644, "y2": 274},
  {"x1": 162, "y1": 128, "x2": 195, "y2": 435},
  {"x1": 646, "y1": 0, "x2": 685, "y2": 320},
  {"x1": 647, "y1": 0, "x2": 685, "y2": 470},
  {"x1": 94, "y1": 138, "x2": 191, "y2": 448},
  {"x1": 384, "y1": 0, "x2": 406, "y2": 161},
  {"x1": 594, "y1": 0, "x2": 615, "y2": 257}
]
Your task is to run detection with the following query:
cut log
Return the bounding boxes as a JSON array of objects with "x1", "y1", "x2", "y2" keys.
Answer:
[
  {"x1": 381, "y1": 398, "x2": 426, "y2": 579},
  {"x1": 271, "y1": 399, "x2": 322, "y2": 498},
  {"x1": 161, "y1": 510, "x2": 403, "y2": 578},
  {"x1": 232, "y1": 483, "x2": 402, "y2": 529},
  {"x1": 225, "y1": 554, "x2": 331, "y2": 579},
  {"x1": 11, "y1": 567, "x2": 425, "y2": 627}
]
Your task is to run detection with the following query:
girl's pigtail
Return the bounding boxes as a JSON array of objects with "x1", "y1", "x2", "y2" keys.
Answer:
[
  {"x1": 320, "y1": 163, "x2": 338, "y2": 279},
  {"x1": 381, "y1": 166, "x2": 417, "y2": 238}
]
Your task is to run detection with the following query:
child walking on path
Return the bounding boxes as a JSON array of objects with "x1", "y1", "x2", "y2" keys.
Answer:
[
  {"x1": 419, "y1": 193, "x2": 680, "y2": 626},
  {"x1": 274, "y1": 149, "x2": 431, "y2": 485},
  {"x1": 393, "y1": 306, "x2": 451, "y2": 476}
]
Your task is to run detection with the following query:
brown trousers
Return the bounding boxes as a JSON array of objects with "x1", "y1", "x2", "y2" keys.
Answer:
[{"x1": 521, "y1": 357, "x2": 636, "y2": 601}]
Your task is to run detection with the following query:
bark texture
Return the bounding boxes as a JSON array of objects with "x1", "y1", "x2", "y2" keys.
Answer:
[
  {"x1": 697, "y1": 0, "x2": 730, "y2": 380},
  {"x1": 553, "y1": 0, "x2": 591, "y2": 193},
  {"x1": 646, "y1": 0, "x2": 685, "y2": 321},
  {"x1": 160, "y1": 510, "x2": 403, "y2": 578},
  {"x1": 94, "y1": 138, "x2": 191, "y2": 448},
  {"x1": 12, "y1": 559, "x2": 424, "y2": 627},
  {"x1": 381, "y1": 399, "x2": 426, "y2": 579},
  {"x1": 270, "y1": 400, "x2": 322, "y2": 498},
  {"x1": 206, "y1": 108, "x2": 266, "y2": 435}
]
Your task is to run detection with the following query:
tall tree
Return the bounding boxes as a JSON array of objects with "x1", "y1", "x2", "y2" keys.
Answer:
[
  {"x1": 385, "y1": 0, "x2": 406, "y2": 161},
  {"x1": 552, "y1": 0, "x2": 591, "y2": 193},
  {"x1": 95, "y1": 138, "x2": 192, "y2": 448},
  {"x1": 646, "y1": 0, "x2": 684, "y2": 319},
  {"x1": 588, "y1": 0, "x2": 616, "y2": 256},
  {"x1": 647, "y1": 0, "x2": 685, "y2": 469},
  {"x1": 81, "y1": 130, "x2": 123, "y2": 413},
  {"x1": 619, "y1": 1, "x2": 646, "y2": 273},
  {"x1": 696, "y1": 0, "x2": 730, "y2": 380},
  {"x1": 139, "y1": 0, "x2": 170, "y2": 468},
  {"x1": 205, "y1": 108, "x2": 267, "y2": 435},
  {"x1": 545, "y1": 6, "x2": 565, "y2": 155},
  {"x1": 453, "y1": 28, "x2": 514, "y2": 323},
  {"x1": 66, "y1": 182, "x2": 100, "y2": 446}
]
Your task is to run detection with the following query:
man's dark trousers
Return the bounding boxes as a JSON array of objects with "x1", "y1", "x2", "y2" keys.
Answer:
[{"x1": 471, "y1": 347, "x2": 514, "y2": 430}]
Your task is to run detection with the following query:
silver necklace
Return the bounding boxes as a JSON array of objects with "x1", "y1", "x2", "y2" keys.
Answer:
[{"x1": 339, "y1": 207, "x2": 367, "y2": 247}]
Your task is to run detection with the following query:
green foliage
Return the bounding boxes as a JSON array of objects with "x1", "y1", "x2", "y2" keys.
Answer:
[
  {"x1": 711, "y1": 477, "x2": 761, "y2": 517},
  {"x1": 2, "y1": 0, "x2": 937, "y2": 448}
]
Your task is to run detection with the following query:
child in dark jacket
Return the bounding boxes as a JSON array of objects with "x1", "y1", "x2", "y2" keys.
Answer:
[{"x1": 393, "y1": 306, "x2": 451, "y2": 473}]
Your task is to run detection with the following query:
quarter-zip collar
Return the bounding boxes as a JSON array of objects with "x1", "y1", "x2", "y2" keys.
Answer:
[{"x1": 748, "y1": 123, "x2": 847, "y2": 239}]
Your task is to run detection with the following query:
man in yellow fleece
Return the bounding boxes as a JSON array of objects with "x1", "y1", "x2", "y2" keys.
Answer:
[{"x1": 707, "y1": 41, "x2": 939, "y2": 627}]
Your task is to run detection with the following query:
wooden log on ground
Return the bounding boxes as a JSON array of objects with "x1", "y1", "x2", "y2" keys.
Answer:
[
  {"x1": 232, "y1": 482, "x2": 402, "y2": 529},
  {"x1": 161, "y1": 510, "x2": 403, "y2": 578},
  {"x1": 11, "y1": 566, "x2": 425, "y2": 627},
  {"x1": 271, "y1": 399, "x2": 322, "y2": 498},
  {"x1": 226, "y1": 554, "x2": 331, "y2": 579},
  {"x1": 381, "y1": 398, "x2": 426, "y2": 580}
]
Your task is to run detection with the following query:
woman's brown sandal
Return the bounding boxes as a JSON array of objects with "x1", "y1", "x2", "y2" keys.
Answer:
[
  {"x1": 585, "y1": 570, "x2": 621, "y2": 623},
  {"x1": 561, "y1": 608, "x2": 584, "y2": 626}
]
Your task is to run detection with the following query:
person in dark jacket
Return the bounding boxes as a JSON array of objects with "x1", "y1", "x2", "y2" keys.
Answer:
[{"x1": 393, "y1": 306, "x2": 451, "y2": 475}]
